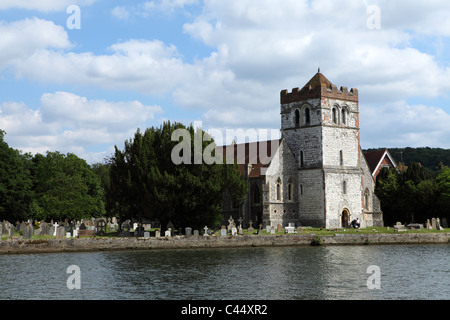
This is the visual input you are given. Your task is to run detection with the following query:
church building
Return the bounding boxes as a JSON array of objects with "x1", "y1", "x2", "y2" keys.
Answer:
[{"x1": 221, "y1": 71, "x2": 384, "y2": 229}]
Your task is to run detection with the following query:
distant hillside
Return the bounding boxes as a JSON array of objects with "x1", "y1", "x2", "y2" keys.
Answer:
[{"x1": 363, "y1": 147, "x2": 450, "y2": 172}]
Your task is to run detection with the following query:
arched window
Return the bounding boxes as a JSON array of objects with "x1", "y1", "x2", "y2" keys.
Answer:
[
  {"x1": 295, "y1": 109, "x2": 300, "y2": 127},
  {"x1": 332, "y1": 107, "x2": 338, "y2": 124},
  {"x1": 276, "y1": 178, "x2": 282, "y2": 201},
  {"x1": 364, "y1": 188, "x2": 370, "y2": 210},
  {"x1": 304, "y1": 107, "x2": 311, "y2": 125},
  {"x1": 288, "y1": 179, "x2": 294, "y2": 201},
  {"x1": 342, "y1": 108, "x2": 347, "y2": 125}
]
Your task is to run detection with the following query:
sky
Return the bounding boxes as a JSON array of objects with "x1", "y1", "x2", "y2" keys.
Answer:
[{"x1": 1, "y1": 0, "x2": 450, "y2": 164}]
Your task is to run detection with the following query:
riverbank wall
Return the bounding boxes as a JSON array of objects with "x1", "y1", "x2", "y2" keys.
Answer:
[{"x1": 1, "y1": 232, "x2": 449, "y2": 254}]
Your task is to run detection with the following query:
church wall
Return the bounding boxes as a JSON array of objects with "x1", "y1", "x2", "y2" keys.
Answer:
[
  {"x1": 360, "y1": 151, "x2": 384, "y2": 227},
  {"x1": 264, "y1": 139, "x2": 300, "y2": 228},
  {"x1": 297, "y1": 169, "x2": 325, "y2": 227},
  {"x1": 324, "y1": 170, "x2": 363, "y2": 228}
]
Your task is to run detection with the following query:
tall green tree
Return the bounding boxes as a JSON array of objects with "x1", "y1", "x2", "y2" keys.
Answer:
[
  {"x1": 109, "y1": 122, "x2": 248, "y2": 230},
  {"x1": 0, "y1": 130, "x2": 33, "y2": 222},
  {"x1": 32, "y1": 151, "x2": 105, "y2": 221}
]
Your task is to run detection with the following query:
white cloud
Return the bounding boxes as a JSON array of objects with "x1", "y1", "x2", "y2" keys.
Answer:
[
  {"x1": 0, "y1": 0, "x2": 98, "y2": 12},
  {"x1": 0, "y1": 92, "x2": 162, "y2": 162},
  {"x1": 3, "y1": 0, "x2": 450, "y2": 157},
  {"x1": 111, "y1": 6, "x2": 130, "y2": 20},
  {"x1": 361, "y1": 101, "x2": 450, "y2": 148},
  {"x1": 0, "y1": 18, "x2": 71, "y2": 70}
]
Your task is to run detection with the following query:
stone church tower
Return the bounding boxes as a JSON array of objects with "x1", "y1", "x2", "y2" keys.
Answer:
[
  {"x1": 280, "y1": 71, "x2": 363, "y2": 228},
  {"x1": 220, "y1": 71, "x2": 383, "y2": 230}
]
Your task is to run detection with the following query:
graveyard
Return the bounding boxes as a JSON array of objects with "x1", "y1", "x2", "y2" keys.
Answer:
[{"x1": 0, "y1": 217, "x2": 449, "y2": 254}]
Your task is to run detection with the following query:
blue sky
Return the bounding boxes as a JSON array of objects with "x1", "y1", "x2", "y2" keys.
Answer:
[{"x1": 1, "y1": 0, "x2": 450, "y2": 163}]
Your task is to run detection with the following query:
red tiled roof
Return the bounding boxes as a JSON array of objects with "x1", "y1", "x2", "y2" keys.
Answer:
[{"x1": 363, "y1": 149, "x2": 387, "y2": 174}]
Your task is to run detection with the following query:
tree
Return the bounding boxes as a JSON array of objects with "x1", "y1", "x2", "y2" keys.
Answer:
[
  {"x1": 436, "y1": 167, "x2": 450, "y2": 220},
  {"x1": 31, "y1": 151, "x2": 105, "y2": 221},
  {"x1": 0, "y1": 130, "x2": 33, "y2": 222},
  {"x1": 109, "y1": 122, "x2": 248, "y2": 230}
]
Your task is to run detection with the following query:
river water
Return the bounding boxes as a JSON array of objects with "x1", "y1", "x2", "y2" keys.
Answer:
[{"x1": 0, "y1": 244, "x2": 448, "y2": 300}]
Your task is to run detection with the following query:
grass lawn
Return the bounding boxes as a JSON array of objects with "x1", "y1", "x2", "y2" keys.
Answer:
[{"x1": 2, "y1": 226, "x2": 449, "y2": 240}]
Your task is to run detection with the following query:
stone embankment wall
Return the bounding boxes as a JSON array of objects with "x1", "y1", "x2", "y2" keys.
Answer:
[{"x1": 0, "y1": 233, "x2": 449, "y2": 254}]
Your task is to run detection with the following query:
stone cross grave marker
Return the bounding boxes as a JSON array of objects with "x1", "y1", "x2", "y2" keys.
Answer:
[
  {"x1": 96, "y1": 219, "x2": 107, "y2": 236},
  {"x1": 248, "y1": 220, "x2": 254, "y2": 234},
  {"x1": 203, "y1": 226, "x2": 209, "y2": 236}
]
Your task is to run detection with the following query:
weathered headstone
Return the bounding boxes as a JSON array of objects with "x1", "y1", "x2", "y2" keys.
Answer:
[
  {"x1": 436, "y1": 218, "x2": 444, "y2": 231},
  {"x1": 165, "y1": 228, "x2": 172, "y2": 237},
  {"x1": 56, "y1": 226, "x2": 65, "y2": 238},
  {"x1": 185, "y1": 227, "x2": 192, "y2": 237},
  {"x1": 144, "y1": 232, "x2": 150, "y2": 238},
  {"x1": 442, "y1": 217, "x2": 448, "y2": 229},
  {"x1": 155, "y1": 230, "x2": 160, "y2": 238},
  {"x1": 24, "y1": 224, "x2": 33, "y2": 239},
  {"x1": 271, "y1": 226, "x2": 275, "y2": 234},
  {"x1": 426, "y1": 219, "x2": 432, "y2": 230},
  {"x1": 221, "y1": 228, "x2": 227, "y2": 237},
  {"x1": 193, "y1": 230, "x2": 199, "y2": 237},
  {"x1": 232, "y1": 227, "x2": 237, "y2": 236},
  {"x1": 277, "y1": 224, "x2": 283, "y2": 233},
  {"x1": 79, "y1": 222, "x2": 86, "y2": 230},
  {"x1": 247, "y1": 221, "x2": 254, "y2": 234},
  {"x1": 432, "y1": 218, "x2": 437, "y2": 230}
]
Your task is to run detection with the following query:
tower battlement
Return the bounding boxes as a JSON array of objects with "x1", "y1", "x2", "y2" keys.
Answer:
[{"x1": 281, "y1": 73, "x2": 358, "y2": 104}]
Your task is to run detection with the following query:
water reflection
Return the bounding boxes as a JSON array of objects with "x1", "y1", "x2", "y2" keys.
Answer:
[{"x1": 0, "y1": 244, "x2": 448, "y2": 300}]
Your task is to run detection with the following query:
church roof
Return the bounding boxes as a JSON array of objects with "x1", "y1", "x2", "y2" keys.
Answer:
[
  {"x1": 218, "y1": 139, "x2": 281, "y2": 178},
  {"x1": 302, "y1": 71, "x2": 333, "y2": 91},
  {"x1": 281, "y1": 71, "x2": 358, "y2": 104},
  {"x1": 363, "y1": 149, "x2": 398, "y2": 178}
]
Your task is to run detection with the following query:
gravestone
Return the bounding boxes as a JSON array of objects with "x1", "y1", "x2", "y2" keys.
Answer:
[
  {"x1": 185, "y1": 227, "x2": 192, "y2": 237},
  {"x1": 56, "y1": 226, "x2": 65, "y2": 238},
  {"x1": 66, "y1": 232, "x2": 71, "y2": 238},
  {"x1": 155, "y1": 230, "x2": 160, "y2": 238},
  {"x1": 247, "y1": 221, "x2": 254, "y2": 234},
  {"x1": 9, "y1": 227, "x2": 13, "y2": 239},
  {"x1": 285, "y1": 223, "x2": 295, "y2": 234},
  {"x1": 144, "y1": 232, "x2": 150, "y2": 238},
  {"x1": 193, "y1": 230, "x2": 199, "y2": 237},
  {"x1": 266, "y1": 225, "x2": 271, "y2": 233},
  {"x1": 79, "y1": 223, "x2": 86, "y2": 230},
  {"x1": 0, "y1": 224, "x2": 2, "y2": 236},
  {"x1": 24, "y1": 224, "x2": 33, "y2": 239},
  {"x1": 436, "y1": 218, "x2": 444, "y2": 231},
  {"x1": 221, "y1": 228, "x2": 227, "y2": 237},
  {"x1": 49, "y1": 225, "x2": 56, "y2": 237},
  {"x1": 270, "y1": 226, "x2": 275, "y2": 234},
  {"x1": 442, "y1": 217, "x2": 448, "y2": 229},
  {"x1": 232, "y1": 227, "x2": 237, "y2": 236},
  {"x1": 203, "y1": 226, "x2": 209, "y2": 237},
  {"x1": 96, "y1": 219, "x2": 107, "y2": 236},
  {"x1": 39, "y1": 222, "x2": 49, "y2": 236},
  {"x1": 120, "y1": 222, "x2": 131, "y2": 237},
  {"x1": 426, "y1": 219, "x2": 432, "y2": 230},
  {"x1": 227, "y1": 216, "x2": 236, "y2": 233},
  {"x1": 298, "y1": 227, "x2": 303, "y2": 233},
  {"x1": 238, "y1": 226, "x2": 243, "y2": 235},
  {"x1": 165, "y1": 228, "x2": 172, "y2": 237},
  {"x1": 432, "y1": 218, "x2": 437, "y2": 230},
  {"x1": 277, "y1": 224, "x2": 283, "y2": 233}
]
